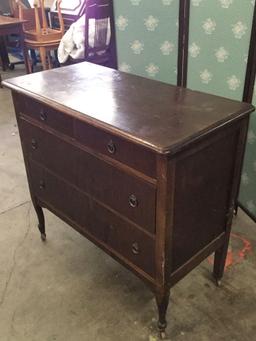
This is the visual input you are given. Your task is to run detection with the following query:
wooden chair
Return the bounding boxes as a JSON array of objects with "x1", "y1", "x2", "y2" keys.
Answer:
[
  {"x1": 16, "y1": 0, "x2": 64, "y2": 72},
  {"x1": 51, "y1": 0, "x2": 86, "y2": 31}
]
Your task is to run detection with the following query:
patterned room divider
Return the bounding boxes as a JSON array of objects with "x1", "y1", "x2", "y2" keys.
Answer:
[
  {"x1": 185, "y1": 0, "x2": 256, "y2": 222},
  {"x1": 113, "y1": 0, "x2": 179, "y2": 85},
  {"x1": 239, "y1": 4, "x2": 256, "y2": 221},
  {"x1": 239, "y1": 92, "x2": 256, "y2": 221},
  {"x1": 186, "y1": 0, "x2": 253, "y2": 100},
  {"x1": 112, "y1": 0, "x2": 256, "y2": 221}
]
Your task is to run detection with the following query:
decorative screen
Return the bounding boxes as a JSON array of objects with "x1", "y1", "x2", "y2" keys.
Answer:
[
  {"x1": 239, "y1": 88, "x2": 256, "y2": 218},
  {"x1": 113, "y1": 0, "x2": 179, "y2": 85},
  {"x1": 187, "y1": 0, "x2": 254, "y2": 101}
]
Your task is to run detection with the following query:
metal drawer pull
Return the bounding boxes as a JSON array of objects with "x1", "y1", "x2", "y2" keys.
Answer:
[
  {"x1": 129, "y1": 194, "x2": 138, "y2": 208},
  {"x1": 39, "y1": 180, "x2": 45, "y2": 190},
  {"x1": 40, "y1": 110, "x2": 47, "y2": 122},
  {"x1": 132, "y1": 242, "x2": 140, "y2": 255},
  {"x1": 107, "y1": 140, "x2": 116, "y2": 154},
  {"x1": 31, "y1": 138, "x2": 38, "y2": 150}
]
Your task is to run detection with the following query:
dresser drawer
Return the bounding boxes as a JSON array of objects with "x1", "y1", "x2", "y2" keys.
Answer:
[
  {"x1": 21, "y1": 120, "x2": 156, "y2": 233},
  {"x1": 14, "y1": 93, "x2": 74, "y2": 137},
  {"x1": 76, "y1": 150, "x2": 156, "y2": 233},
  {"x1": 19, "y1": 119, "x2": 78, "y2": 184},
  {"x1": 75, "y1": 120, "x2": 156, "y2": 178},
  {"x1": 30, "y1": 161, "x2": 155, "y2": 277}
]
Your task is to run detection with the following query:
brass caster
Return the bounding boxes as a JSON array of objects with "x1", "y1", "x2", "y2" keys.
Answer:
[
  {"x1": 214, "y1": 277, "x2": 221, "y2": 287},
  {"x1": 158, "y1": 321, "x2": 167, "y2": 339},
  {"x1": 159, "y1": 331, "x2": 166, "y2": 340},
  {"x1": 41, "y1": 233, "x2": 46, "y2": 242}
]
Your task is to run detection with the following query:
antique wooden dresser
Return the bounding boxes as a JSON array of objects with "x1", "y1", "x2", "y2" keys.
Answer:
[{"x1": 3, "y1": 63, "x2": 254, "y2": 338}]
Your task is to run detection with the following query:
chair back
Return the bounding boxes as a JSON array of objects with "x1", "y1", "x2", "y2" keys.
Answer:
[
  {"x1": 9, "y1": 0, "x2": 28, "y2": 16},
  {"x1": 16, "y1": 0, "x2": 64, "y2": 35}
]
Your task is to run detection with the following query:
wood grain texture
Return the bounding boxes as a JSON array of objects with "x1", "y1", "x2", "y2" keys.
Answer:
[
  {"x1": 30, "y1": 160, "x2": 155, "y2": 277},
  {"x1": 19, "y1": 118, "x2": 157, "y2": 233}
]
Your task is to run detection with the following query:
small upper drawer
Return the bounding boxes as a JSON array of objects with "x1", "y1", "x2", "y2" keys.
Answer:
[
  {"x1": 13, "y1": 93, "x2": 74, "y2": 137},
  {"x1": 75, "y1": 120, "x2": 156, "y2": 178}
]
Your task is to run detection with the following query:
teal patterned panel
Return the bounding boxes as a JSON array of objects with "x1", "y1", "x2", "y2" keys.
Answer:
[
  {"x1": 239, "y1": 87, "x2": 256, "y2": 218},
  {"x1": 187, "y1": 0, "x2": 254, "y2": 100},
  {"x1": 113, "y1": 0, "x2": 179, "y2": 84},
  {"x1": 187, "y1": 0, "x2": 256, "y2": 219}
]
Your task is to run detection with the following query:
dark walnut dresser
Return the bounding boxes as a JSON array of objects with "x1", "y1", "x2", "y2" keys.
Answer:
[{"x1": 3, "y1": 63, "x2": 254, "y2": 338}]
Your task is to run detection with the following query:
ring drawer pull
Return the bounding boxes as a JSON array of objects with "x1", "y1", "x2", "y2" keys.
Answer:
[
  {"x1": 39, "y1": 180, "x2": 45, "y2": 190},
  {"x1": 129, "y1": 194, "x2": 138, "y2": 208},
  {"x1": 109, "y1": 224, "x2": 115, "y2": 231},
  {"x1": 107, "y1": 140, "x2": 116, "y2": 154},
  {"x1": 40, "y1": 110, "x2": 47, "y2": 122},
  {"x1": 132, "y1": 242, "x2": 140, "y2": 255},
  {"x1": 31, "y1": 138, "x2": 38, "y2": 150}
]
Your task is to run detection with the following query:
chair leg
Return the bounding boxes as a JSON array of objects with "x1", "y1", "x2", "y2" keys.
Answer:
[
  {"x1": 54, "y1": 49, "x2": 60, "y2": 67},
  {"x1": 47, "y1": 51, "x2": 52, "y2": 69},
  {"x1": 23, "y1": 47, "x2": 32, "y2": 74},
  {"x1": 30, "y1": 49, "x2": 38, "y2": 66},
  {"x1": 39, "y1": 47, "x2": 47, "y2": 70}
]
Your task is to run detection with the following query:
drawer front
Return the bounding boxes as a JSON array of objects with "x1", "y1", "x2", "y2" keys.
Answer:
[
  {"x1": 76, "y1": 151, "x2": 156, "y2": 233},
  {"x1": 14, "y1": 93, "x2": 74, "y2": 137},
  {"x1": 75, "y1": 120, "x2": 156, "y2": 178},
  {"x1": 20, "y1": 119, "x2": 78, "y2": 184},
  {"x1": 30, "y1": 161, "x2": 155, "y2": 277},
  {"x1": 20, "y1": 120, "x2": 156, "y2": 233},
  {"x1": 13, "y1": 92, "x2": 156, "y2": 178}
]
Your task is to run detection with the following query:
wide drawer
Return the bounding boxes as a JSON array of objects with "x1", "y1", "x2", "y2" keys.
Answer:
[
  {"x1": 75, "y1": 120, "x2": 156, "y2": 178},
  {"x1": 14, "y1": 93, "x2": 74, "y2": 137},
  {"x1": 30, "y1": 161, "x2": 155, "y2": 277},
  {"x1": 20, "y1": 120, "x2": 156, "y2": 233}
]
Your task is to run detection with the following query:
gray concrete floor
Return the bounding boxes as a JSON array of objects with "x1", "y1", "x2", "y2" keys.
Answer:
[{"x1": 0, "y1": 66, "x2": 256, "y2": 341}]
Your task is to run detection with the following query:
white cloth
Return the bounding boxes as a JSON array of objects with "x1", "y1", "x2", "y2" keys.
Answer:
[
  {"x1": 58, "y1": 14, "x2": 86, "y2": 63},
  {"x1": 57, "y1": 15, "x2": 111, "y2": 64}
]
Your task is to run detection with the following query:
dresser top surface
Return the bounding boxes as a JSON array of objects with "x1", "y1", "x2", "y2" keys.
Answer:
[{"x1": 4, "y1": 62, "x2": 254, "y2": 153}]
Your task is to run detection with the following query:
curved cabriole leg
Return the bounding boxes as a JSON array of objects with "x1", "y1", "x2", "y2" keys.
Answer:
[
  {"x1": 33, "y1": 202, "x2": 46, "y2": 241},
  {"x1": 155, "y1": 290, "x2": 170, "y2": 339}
]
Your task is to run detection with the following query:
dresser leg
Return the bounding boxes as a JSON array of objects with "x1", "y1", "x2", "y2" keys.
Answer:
[
  {"x1": 213, "y1": 242, "x2": 229, "y2": 286},
  {"x1": 155, "y1": 290, "x2": 170, "y2": 339},
  {"x1": 33, "y1": 203, "x2": 46, "y2": 241}
]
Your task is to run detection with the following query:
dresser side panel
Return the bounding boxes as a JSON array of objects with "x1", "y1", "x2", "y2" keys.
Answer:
[{"x1": 171, "y1": 123, "x2": 241, "y2": 272}]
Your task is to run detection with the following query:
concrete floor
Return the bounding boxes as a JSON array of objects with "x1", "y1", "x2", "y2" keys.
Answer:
[{"x1": 0, "y1": 67, "x2": 256, "y2": 341}]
